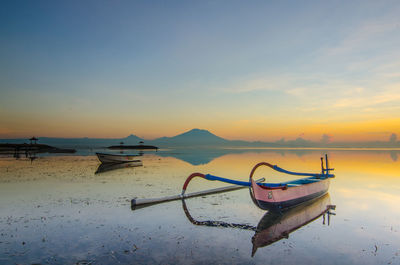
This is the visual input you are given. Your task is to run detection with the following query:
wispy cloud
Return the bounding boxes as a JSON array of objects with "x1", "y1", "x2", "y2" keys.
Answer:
[
  {"x1": 333, "y1": 84, "x2": 400, "y2": 109},
  {"x1": 218, "y1": 74, "x2": 332, "y2": 95},
  {"x1": 323, "y1": 19, "x2": 400, "y2": 57},
  {"x1": 219, "y1": 76, "x2": 291, "y2": 93}
]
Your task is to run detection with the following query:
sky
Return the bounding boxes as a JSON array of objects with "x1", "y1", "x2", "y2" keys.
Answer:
[{"x1": 1, "y1": 0, "x2": 400, "y2": 142}]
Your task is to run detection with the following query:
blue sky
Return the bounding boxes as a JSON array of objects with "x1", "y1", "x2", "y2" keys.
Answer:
[{"x1": 1, "y1": 1, "x2": 400, "y2": 141}]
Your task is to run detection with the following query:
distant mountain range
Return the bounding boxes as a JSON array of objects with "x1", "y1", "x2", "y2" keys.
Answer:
[{"x1": 1, "y1": 128, "x2": 399, "y2": 148}]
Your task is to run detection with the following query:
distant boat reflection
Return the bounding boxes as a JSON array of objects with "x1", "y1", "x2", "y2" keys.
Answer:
[
  {"x1": 182, "y1": 194, "x2": 335, "y2": 257},
  {"x1": 95, "y1": 161, "x2": 143, "y2": 174}
]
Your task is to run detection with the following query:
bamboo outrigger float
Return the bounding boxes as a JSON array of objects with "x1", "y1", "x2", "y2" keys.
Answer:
[{"x1": 131, "y1": 155, "x2": 334, "y2": 210}]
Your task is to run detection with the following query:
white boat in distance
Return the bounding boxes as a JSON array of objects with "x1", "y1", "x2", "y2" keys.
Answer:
[{"x1": 96, "y1": 152, "x2": 142, "y2": 163}]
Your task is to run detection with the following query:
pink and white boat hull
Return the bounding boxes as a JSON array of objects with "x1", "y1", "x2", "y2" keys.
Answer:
[{"x1": 251, "y1": 177, "x2": 330, "y2": 210}]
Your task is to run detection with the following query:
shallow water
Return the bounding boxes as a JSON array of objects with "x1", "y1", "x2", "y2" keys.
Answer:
[{"x1": 0, "y1": 149, "x2": 399, "y2": 264}]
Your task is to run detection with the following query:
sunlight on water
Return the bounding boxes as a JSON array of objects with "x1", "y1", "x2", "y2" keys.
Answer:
[{"x1": 0, "y1": 149, "x2": 399, "y2": 264}]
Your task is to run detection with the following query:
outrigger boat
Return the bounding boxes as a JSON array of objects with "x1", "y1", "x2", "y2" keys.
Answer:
[
  {"x1": 96, "y1": 152, "x2": 141, "y2": 164},
  {"x1": 181, "y1": 154, "x2": 334, "y2": 210},
  {"x1": 131, "y1": 155, "x2": 334, "y2": 210}
]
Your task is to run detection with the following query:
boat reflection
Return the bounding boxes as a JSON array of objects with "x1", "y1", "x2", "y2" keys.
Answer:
[
  {"x1": 182, "y1": 194, "x2": 335, "y2": 257},
  {"x1": 95, "y1": 161, "x2": 143, "y2": 174},
  {"x1": 251, "y1": 193, "x2": 335, "y2": 256}
]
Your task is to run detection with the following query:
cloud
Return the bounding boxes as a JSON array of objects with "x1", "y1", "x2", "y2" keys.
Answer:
[
  {"x1": 220, "y1": 76, "x2": 289, "y2": 93},
  {"x1": 389, "y1": 133, "x2": 397, "y2": 143},
  {"x1": 285, "y1": 87, "x2": 308, "y2": 97},
  {"x1": 332, "y1": 85, "x2": 400, "y2": 109},
  {"x1": 323, "y1": 19, "x2": 400, "y2": 57},
  {"x1": 375, "y1": 61, "x2": 400, "y2": 78},
  {"x1": 219, "y1": 73, "x2": 339, "y2": 96},
  {"x1": 321, "y1": 133, "x2": 333, "y2": 144}
]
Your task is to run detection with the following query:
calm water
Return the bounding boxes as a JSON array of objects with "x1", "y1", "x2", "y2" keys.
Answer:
[{"x1": 0, "y1": 149, "x2": 399, "y2": 264}]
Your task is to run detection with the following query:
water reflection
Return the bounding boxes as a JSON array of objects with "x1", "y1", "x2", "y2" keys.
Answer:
[
  {"x1": 2, "y1": 150, "x2": 400, "y2": 264},
  {"x1": 182, "y1": 199, "x2": 257, "y2": 231},
  {"x1": 153, "y1": 148, "x2": 400, "y2": 166},
  {"x1": 182, "y1": 194, "x2": 335, "y2": 257},
  {"x1": 11, "y1": 149, "x2": 38, "y2": 163},
  {"x1": 390, "y1": 151, "x2": 398, "y2": 161},
  {"x1": 3, "y1": 146, "x2": 400, "y2": 167},
  {"x1": 28, "y1": 152, "x2": 38, "y2": 163},
  {"x1": 155, "y1": 148, "x2": 321, "y2": 165},
  {"x1": 251, "y1": 194, "x2": 335, "y2": 256},
  {"x1": 95, "y1": 161, "x2": 143, "y2": 174}
]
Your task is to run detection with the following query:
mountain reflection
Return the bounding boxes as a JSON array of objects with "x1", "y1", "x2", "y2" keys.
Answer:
[
  {"x1": 156, "y1": 148, "x2": 400, "y2": 166},
  {"x1": 156, "y1": 148, "x2": 319, "y2": 165}
]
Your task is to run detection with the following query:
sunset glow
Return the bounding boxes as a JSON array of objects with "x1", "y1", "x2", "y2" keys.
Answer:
[{"x1": 1, "y1": 1, "x2": 400, "y2": 143}]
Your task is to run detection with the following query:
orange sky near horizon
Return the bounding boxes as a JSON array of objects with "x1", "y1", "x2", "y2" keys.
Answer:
[{"x1": 1, "y1": 113, "x2": 399, "y2": 142}]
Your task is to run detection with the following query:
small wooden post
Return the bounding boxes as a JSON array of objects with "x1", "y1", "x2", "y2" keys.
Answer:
[
  {"x1": 320, "y1": 157, "x2": 325, "y2": 174},
  {"x1": 325, "y1": 154, "x2": 329, "y2": 175}
]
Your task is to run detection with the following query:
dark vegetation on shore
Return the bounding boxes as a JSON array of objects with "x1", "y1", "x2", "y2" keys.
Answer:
[{"x1": 0, "y1": 143, "x2": 76, "y2": 154}]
